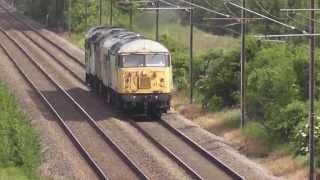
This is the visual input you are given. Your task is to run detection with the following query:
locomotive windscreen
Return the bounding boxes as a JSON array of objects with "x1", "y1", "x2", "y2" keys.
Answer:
[{"x1": 120, "y1": 54, "x2": 169, "y2": 68}]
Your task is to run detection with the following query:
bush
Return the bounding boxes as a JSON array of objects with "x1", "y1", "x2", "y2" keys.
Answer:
[
  {"x1": 208, "y1": 96, "x2": 223, "y2": 112},
  {"x1": 246, "y1": 44, "x2": 301, "y2": 122},
  {"x1": 161, "y1": 34, "x2": 200, "y2": 91},
  {"x1": 293, "y1": 116, "x2": 320, "y2": 167},
  {"x1": 193, "y1": 39, "x2": 320, "y2": 167},
  {"x1": 269, "y1": 101, "x2": 308, "y2": 138},
  {"x1": 244, "y1": 122, "x2": 270, "y2": 142},
  {"x1": 197, "y1": 49, "x2": 240, "y2": 109}
]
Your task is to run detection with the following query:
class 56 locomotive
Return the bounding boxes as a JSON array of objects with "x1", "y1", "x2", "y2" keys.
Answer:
[{"x1": 85, "y1": 27, "x2": 173, "y2": 118}]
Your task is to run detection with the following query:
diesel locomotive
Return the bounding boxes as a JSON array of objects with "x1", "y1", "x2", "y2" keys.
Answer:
[{"x1": 85, "y1": 27, "x2": 173, "y2": 117}]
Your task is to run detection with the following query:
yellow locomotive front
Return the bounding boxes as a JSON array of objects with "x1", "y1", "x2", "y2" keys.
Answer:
[
  {"x1": 85, "y1": 27, "x2": 173, "y2": 117},
  {"x1": 117, "y1": 53, "x2": 172, "y2": 115}
]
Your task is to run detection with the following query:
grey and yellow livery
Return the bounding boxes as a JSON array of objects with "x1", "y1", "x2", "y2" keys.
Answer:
[{"x1": 85, "y1": 27, "x2": 173, "y2": 117}]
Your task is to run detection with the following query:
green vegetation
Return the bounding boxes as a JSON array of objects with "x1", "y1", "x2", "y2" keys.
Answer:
[
  {"x1": 194, "y1": 40, "x2": 320, "y2": 167},
  {"x1": 0, "y1": 167, "x2": 31, "y2": 180},
  {"x1": 163, "y1": 32, "x2": 320, "y2": 168},
  {"x1": 243, "y1": 122, "x2": 273, "y2": 146},
  {"x1": 0, "y1": 84, "x2": 40, "y2": 179},
  {"x1": 134, "y1": 12, "x2": 239, "y2": 53}
]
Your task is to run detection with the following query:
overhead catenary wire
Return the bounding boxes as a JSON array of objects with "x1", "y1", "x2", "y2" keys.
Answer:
[
  {"x1": 174, "y1": 0, "x2": 231, "y2": 17},
  {"x1": 281, "y1": 8, "x2": 320, "y2": 11},
  {"x1": 252, "y1": 0, "x2": 315, "y2": 33},
  {"x1": 158, "y1": 0, "x2": 178, "y2": 7},
  {"x1": 254, "y1": 33, "x2": 320, "y2": 38},
  {"x1": 165, "y1": 0, "x2": 307, "y2": 35},
  {"x1": 254, "y1": 0, "x2": 282, "y2": 20},
  {"x1": 139, "y1": 7, "x2": 192, "y2": 10},
  {"x1": 225, "y1": 0, "x2": 309, "y2": 33},
  {"x1": 295, "y1": 13, "x2": 320, "y2": 25},
  {"x1": 284, "y1": 13, "x2": 308, "y2": 29},
  {"x1": 193, "y1": 22, "x2": 241, "y2": 35}
]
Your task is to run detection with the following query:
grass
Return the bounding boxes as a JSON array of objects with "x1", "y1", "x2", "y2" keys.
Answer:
[
  {"x1": 134, "y1": 12, "x2": 239, "y2": 52},
  {"x1": 0, "y1": 84, "x2": 40, "y2": 179},
  {"x1": 0, "y1": 167, "x2": 30, "y2": 180},
  {"x1": 68, "y1": 11, "x2": 239, "y2": 53},
  {"x1": 243, "y1": 122, "x2": 271, "y2": 145},
  {"x1": 66, "y1": 32, "x2": 85, "y2": 49}
]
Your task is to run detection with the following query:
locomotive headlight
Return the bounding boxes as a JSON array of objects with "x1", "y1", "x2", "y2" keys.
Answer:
[{"x1": 160, "y1": 78, "x2": 165, "y2": 87}]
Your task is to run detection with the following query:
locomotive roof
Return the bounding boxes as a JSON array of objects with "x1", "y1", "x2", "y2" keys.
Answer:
[
  {"x1": 86, "y1": 27, "x2": 125, "y2": 44},
  {"x1": 85, "y1": 26, "x2": 108, "y2": 40},
  {"x1": 117, "y1": 39, "x2": 169, "y2": 54},
  {"x1": 86, "y1": 27, "x2": 169, "y2": 54}
]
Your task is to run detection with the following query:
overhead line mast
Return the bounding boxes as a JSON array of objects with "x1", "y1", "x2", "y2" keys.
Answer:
[
  {"x1": 139, "y1": 0, "x2": 195, "y2": 103},
  {"x1": 189, "y1": 0, "x2": 194, "y2": 104},
  {"x1": 156, "y1": 0, "x2": 159, "y2": 41},
  {"x1": 85, "y1": 0, "x2": 88, "y2": 30},
  {"x1": 308, "y1": 0, "x2": 316, "y2": 179},
  {"x1": 234, "y1": 2, "x2": 318, "y2": 179},
  {"x1": 99, "y1": 0, "x2": 102, "y2": 25},
  {"x1": 240, "y1": 0, "x2": 245, "y2": 129},
  {"x1": 110, "y1": 0, "x2": 113, "y2": 26}
]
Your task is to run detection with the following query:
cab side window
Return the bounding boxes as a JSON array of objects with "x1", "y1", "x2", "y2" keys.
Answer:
[{"x1": 117, "y1": 56, "x2": 123, "y2": 68}]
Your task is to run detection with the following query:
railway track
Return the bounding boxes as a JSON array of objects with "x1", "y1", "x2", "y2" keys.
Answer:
[
  {"x1": 0, "y1": 7, "x2": 199, "y2": 180},
  {"x1": 160, "y1": 119, "x2": 244, "y2": 179},
  {"x1": 0, "y1": 1, "x2": 84, "y2": 65},
  {"x1": 0, "y1": 5, "x2": 84, "y2": 83},
  {"x1": 0, "y1": 2, "x2": 244, "y2": 179},
  {"x1": 131, "y1": 119, "x2": 243, "y2": 180},
  {"x1": 0, "y1": 26, "x2": 148, "y2": 180}
]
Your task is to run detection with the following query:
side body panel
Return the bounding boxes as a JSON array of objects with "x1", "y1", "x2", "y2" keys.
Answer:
[
  {"x1": 85, "y1": 43, "x2": 90, "y2": 74},
  {"x1": 89, "y1": 44, "x2": 96, "y2": 76},
  {"x1": 95, "y1": 44, "x2": 101, "y2": 79},
  {"x1": 101, "y1": 50, "x2": 108, "y2": 86},
  {"x1": 110, "y1": 55, "x2": 117, "y2": 90}
]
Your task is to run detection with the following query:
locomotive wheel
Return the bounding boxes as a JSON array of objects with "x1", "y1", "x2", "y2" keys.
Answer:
[
  {"x1": 98, "y1": 82, "x2": 103, "y2": 96},
  {"x1": 151, "y1": 109, "x2": 162, "y2": 119},
  {"x1": 85, "y1": 75, "x2": 89, "y2": 85},
  {"x1": 115, "y1": 95, "x2": 122, "y2": 109},
  {"x1": 106, "y1": 90, "x2": 111, "y2": 104}
]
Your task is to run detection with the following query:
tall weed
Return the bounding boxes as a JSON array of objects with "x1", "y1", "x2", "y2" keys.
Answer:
[{"x1": 0, "y1": 84, "x2": 40, "y2": 179}]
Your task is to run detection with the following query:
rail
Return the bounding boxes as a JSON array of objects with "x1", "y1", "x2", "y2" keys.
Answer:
[
  {"x1": 160, "y1": 119, "x2": 244, "y2": 180},
  {"x1": 0, "y1": 26, "x2": 148, "y2": 180}
]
